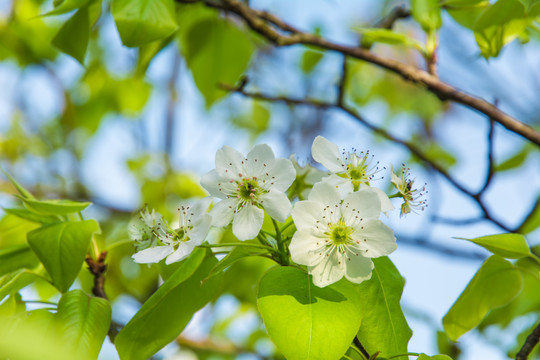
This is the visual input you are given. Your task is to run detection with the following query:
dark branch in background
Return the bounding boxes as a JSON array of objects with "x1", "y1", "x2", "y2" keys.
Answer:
[
  {"x1": 516, "y1": 322, "x2": 540, "y2": 360},
  {"x1": 478, "y1": 103, "x2": 497, "y2": 195},
  {"x1": 165, "y1": 53, "x2": 182, "y2": 157},
  {"x1": 176, "y1": 0, "x2": 540, "y2": 146},
  {"x1": 176, "y1": 335, "x2": 273, "y2": 359},
  {"x1": 218, "y1": 82, "x2": 511, "y2": 232},
  {"x1": 375, "y1": 5, "x2": 410, "y2": 30},
  {"x1": 397, "y1": 234, "x2": 486, "y2": 260}
]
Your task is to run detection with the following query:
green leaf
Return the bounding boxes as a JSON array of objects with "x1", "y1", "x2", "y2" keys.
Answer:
[
  {"x1": 204, "y1": 244, "x2": 266, "y2": 282},
  {"x1": 182, "y1": 18, "x2": 254, "y2": 107},
  {"x1": 356, "y1": 257, "x2": 412, "y2": 359},
  {"x1": 23, "y1": 198, "x2": 92, "y2": 216},
  {"x1": 52, "y1": 6, "x2": 90, "y2": 64},
  {"x1": 43, "y1": 0, "x2": 92, "y2": 16},
  {"x1": 473, "y1": 0, "x2": 531, "y2": 58},
  {"x1": 412, "y1": 0, "x2": 442, "y2": 31},
  {"x1": 0, "y1": 244, "x2": 39, "y2": 276},
  {"x1": 231, "y1": 101, "x2": 271, "y2": 139},
  {"x1": 111, "y1": 0, "x2": 178, "y2": 47},
  {"x1": 418, "y1": 354, "x2": 454, "y2": 360},
  {"x1": 301, "y1": 49, "x2": 324, "y2": 73},
  {"x1": 356, "y1": 28, "x2": 426, "y2": 53},
  {"x1": 495, "y1": 145, "x2": 530, "y2": 171},
  {"x1": 519, "y1": 196, "x2": 540, "y2": 234},
  {"x1": 27, "y1": 220, "x2": 100, "y2": 293},
  {"x1": 443, "y1": 0, "x2": 488, "y2": 7},
  {"x1": 56, "y1": 290, "x2": 111, "y2": 358},
  {"x1": 0, "y1": 269, "x2": 41, "y2": 301},
  {"x1": 1, "y1": 169, "x2": 35, "y2": 200},
  {"x1": 257, "y1": 266, "x2": 362, "y2": 360},
  {"x1": 3, "y1": 208, "x2": 59, "y2": 224},
  {"x1": 115, "y1": 248, "x2": 221, "y2": 360},
  {"x1": 455, "y1": 233, "x2": 533, "y2": 259},
  {"x1": 443, "y1": 255, "x2": 523, "y2": 341}
]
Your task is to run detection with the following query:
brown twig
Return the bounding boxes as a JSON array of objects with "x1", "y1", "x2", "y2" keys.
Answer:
[
  {"x1": 176, "y1": 0, "x2": 540, "y2": 146},
  {"x1": 516, "y1": 322, "x2": 540, "y2": 360},
  {"x1": 85, "y1": 251, "x2": 108, "y2": 299},
  {"x1": 375, "y1": 5, "x2": 410, "y2": 30}
]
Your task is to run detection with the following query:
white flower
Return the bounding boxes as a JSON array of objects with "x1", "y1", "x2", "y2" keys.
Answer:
[
  {"x1": 201, "y1": 144, "x2": 295, "y2": 241},
  {"x1": 390, "y1": 164, "x2": 427, "y2": 217},
  {"x1": 288, "y1": 155, "x2": 327, "y2": 200},
  {"x1": 311, "y1": 135, "x2": 394, "y2": 212},
  {"x1": 132, "y1": 198, "x2": 212, "y2": 265},
  {"x1": 289, "y1": 182, "x2": 397, "y2": 287},
  {"x1": 128, "y1": 208, "x2": 168, "y2": 250}
]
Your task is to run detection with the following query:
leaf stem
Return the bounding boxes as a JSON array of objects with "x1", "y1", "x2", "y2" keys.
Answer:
[
  {"x1": 106, "y1": 239, "x2": 133, "y2": 252},
  {"x1": 272, "y1": 218, "x2": 289, "y2": 265},
  {"x1": 388, "y1": 352, "x2": 420, "y2": 359},
  {"x1": 199, "y1": 242, "x2": 276, "y2": 252},
  {"x1": 349, "y1": 344, "x2": 367, "y2": 359}
]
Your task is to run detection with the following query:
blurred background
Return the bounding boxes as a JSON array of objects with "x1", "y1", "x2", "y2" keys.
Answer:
[{"x1": 0, "y1": 0, "x2": 539, "y2": 359}]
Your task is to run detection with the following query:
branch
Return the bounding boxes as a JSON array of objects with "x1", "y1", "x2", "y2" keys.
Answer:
[
  {"x1": 218, "y1": 83, "x2": 511, "y2": 232},
  {"x1": 375, "y1": 5, "x2": 410, "y2": 30},
  {"x1": 176, "y1": 0, "x2": 540, "y2": 146},
  {"x1": 516, "y1": 322, "x2": 540, "y2": 360},
  {"x1": 176, "y1": 335, "x2": 272, "y2": 358}
]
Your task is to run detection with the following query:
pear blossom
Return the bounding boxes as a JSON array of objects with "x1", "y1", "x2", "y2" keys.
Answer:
[
  {"x1": 390, "y1": 164, "x2": 427, "y2": 217},
  {"x1": 311, "y1": 135, "x2": 393, "y2": 212},
  {"x1": 128, "y1": 208, "x2": 168, "y2": 251},
  {"x1": 287, "y1": 155, "x2": 327, "y2": 200},
  {"x1": 289, "y1": 182, "x2": 397, "y2": 287},
  {"x1": 201, "y1": 144, "x2": 295, "y2": 241},
  {"x1": 131, "y1": 198, "x2": 212, "y2": 265}
]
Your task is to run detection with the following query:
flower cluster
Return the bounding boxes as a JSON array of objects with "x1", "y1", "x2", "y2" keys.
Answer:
[{"x1": 128, "y1": 136, "x2": 427, "y2": 287}]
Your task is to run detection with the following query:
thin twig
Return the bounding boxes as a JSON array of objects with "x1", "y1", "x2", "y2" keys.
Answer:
[
  {"x1": 478, "y1": 116, "x2": 496, "y2": 195},
  {"x1": 516, "y1": 322, "x2": 540, "y2": 360},
  {"x1": 176, "y1": 0, "x2": 540, "y2": 146},
  {"x1": 354, "y1": 336, "x2": 370, "y2": 359},
  {"x1": 375, "y1": 5, "x2": 410, "y2": 30}
]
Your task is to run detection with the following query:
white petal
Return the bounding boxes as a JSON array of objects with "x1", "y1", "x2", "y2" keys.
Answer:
[
  {"x1": 189, "y1": 197, "x2": 213, "y2": 218},
  {"x1": 291, "y1": 200, "x2": 325, "y2": 230},
  {"x1": 309, "y1": 249, "x2": 345, "y2": 287},
  {"x1": 342, "y1": 189, "x2": 381, "y2": 223},
  {"x1": 311, "y1": 136, "x2": 345, "y2": 173},
  {"x1": 344, "y1": 255, "x2": 374, "y2": 284},
  {"x1": 132, "y1": 246, "x2": 174, "y2": 264},
  {"x1": 259, "y1": 190, "x2": 292, "y2": 223},
  {"x1": 200, "y1": 170, "x2": 227, "y2": 199},
  {"x1": 232, "y1": 204, "x2": 264, "y2": 240},
  {"x1": 265, "y1": 158, "x2": 296, "y2": 192},
  {"x1": 165, "y1": 243, "x2": 196, "y2": 264},
  {"x1": 188, "y1": 214, "x2": 212, "y2": 245},
  {"x1": 390, "y1": 164, "x2": 404, "y2": 189},
  {"x1": 246, "y1": 144, "x2": 275, "y2": 176},
  {"x1": 289, "y1": 230, "x2": 324, "y2": 266},
  {"x1": 352, "y1": 219, "x2": 397, "y2": 258},
  {"x1": 321, "y1": 174, "x2": 354, "y2": 199},
  {"x1": 308, "y1": 182, "x2": 341, "y2": 208},
  {"x1": 128, "y1": 217, "x2": 145, "y2": 241},
  {"x1": 209, "y1": 198, "x2": 237, "y2": 227},
  {"x1": 216, "y1": 145, "x2": 246, "y2": 179},
  {"x1": 368, "y1": 186, "x2": 394, "y2": 213}
]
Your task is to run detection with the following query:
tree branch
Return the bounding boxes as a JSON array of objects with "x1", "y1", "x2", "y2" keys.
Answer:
[
  {"x1": 176, "y1": 0, "x2": 540, "y2": 146},
  {"x1": 516, "y1": 322, "x2": 540, "y2": 360}
]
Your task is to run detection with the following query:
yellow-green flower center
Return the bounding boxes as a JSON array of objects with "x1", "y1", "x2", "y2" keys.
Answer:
[{"x1": 328, "y1": 222, "x2": 353, "y2": 245}]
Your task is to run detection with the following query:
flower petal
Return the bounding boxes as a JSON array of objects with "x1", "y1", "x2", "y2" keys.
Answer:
[
  {"x1": 321, "y1": 174, "x2": 354, "y2": 199},
  {"x1": 216, "y1": 145, "x2": 246, "y2": 179},
  {"x1": 309, "y1": 248, "x2": 345, "y2": 287},
  {"x1": 188, "y1": 214, "x2": 212, "y2": 245},
  {"x1": 190, "y1": 197, "x2": 213, "y2": 218},
  {"x1": 246, "y1": 144, "x2": 275, "y2": 176},
  {"x1": 390, "y1": 164, "x2": 404, "y2": 190},
  {"x1": 201, "y1": 169, "x2": 227, "y2": 199},
  {"x1": 344, "y1": 255, "x2": 374, "y2": 284},
  {"x1": 311, "y1": 136, "x2": 345, "y2": 173},
  {"x1": 259, "y1": 190, "x2": 292, "y2": 223},
  {"x1": 265, "y1": 158, "x2": 296, "y2": 192},
  {"x1": 342, "y1": 189, "x2": 381, "y2": 223},
  {"x1": 165, "y1": 242, "x2": 196, "y2": 264},
  {"x1": 308, "y1": 182, "x2": 341, "y2": 208},
  {"x1": 352, "y1": 219, "x2": 397, "y2": 258},
  {"x1": 291, "y1": 200, "x2": 325, "y2": 230},
  {"x1": 289, "y1": 229, "x2": 325, "y2": 266},
  {"x1": 209, "y1": 198, "x2": 237, "y2": 227},
  {"x1": 359, "y1": 184, "x2": 394, "y2": 213},
  {"x1": 232, "y1": 204, "x2": 264, "y2": 240},
  {"x1": 132, "y1": 246, "x2": 174, "y2": 264}
]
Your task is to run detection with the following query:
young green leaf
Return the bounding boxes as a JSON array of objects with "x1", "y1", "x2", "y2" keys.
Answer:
[
  {"x1": 56, "y1": 290, "x2": 111, "y2": 359},
  {"x1": 1, "y1": 169, "x2": 35, "y2": 200},
  {"x1": 182, "y1": 18, "x2": 254, "y2": 107},
  {"x1": 455, "y1": 233, "x2": 533, "y2": 259},
  {"x1": 356, "y1": 28, "x2": 426, "y2": 53},
  {"x1": 52, "y1": 6, "x2": 90, "y2": 64},
  {"x1": 27, "y1": 220, "x2": 100, "y2": 293},
  {"x1": 0, "y1": 269, "x2": 40, "y2": 301},
  {"x1": 356, "y1": 257, "x2": 412, "y2": 360},
  {"x1": 0, "y1": 244, "x2": 40, "y2": 277},
  {"x1": 301, "y1": 49, "x2": 324, "y2": 74},
  {"x1": 518, "y1": 196, "x2": 540, "y2": 234},
  {"x1": 23, "y1": 199, "x2": 92, "y2": 216},
  {"x1": 111, "y1": 0, "x2": 178, "y2": 47},
  {"x1": 443, "y1": 255, "x2": 523, "y2": 341},
  {"x1": 257, "y1": 266, "x2": 362, "y2": 360},
  {"x1": 42, "y1": 0, "x2": 92, "y2": 16},
  {"x1": 412, "y1": 0, "x2": 442, "y2": 32},
  {"x1": 418, "y1": 354, "x2": 454, "y2": 360},
  {"x1": 115, "y1": 248, "x2": 221, "y2": 360},
  {"x1": 3, "y1": 208, "x2": 59, "y2": 224},
  {"x1": 204, "y1": 244, "x2": 267, "y2": 282}
]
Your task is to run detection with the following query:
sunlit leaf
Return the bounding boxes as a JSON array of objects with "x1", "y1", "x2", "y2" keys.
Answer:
[
  {"x1": 356, "y1": 257, "x2": 412, "y2": 360},
  {"x1": 412, "y1": 0, "x2": 442, "y2": 31},
  {"x1": 52, "y1": 6, "x2": 90, "y2": 64},
  {"x1": 257, "y1": 266, "x2": 362, "y2": 360},
  {"x1": 455, "y1": 233, "x2": 533, "y2": 259},
  {"x1": 3, "y1": 208, "x2": 60, "y2": 224},
  {"x1": 443, "y1": 255, "x2": 523, "y2": 341},
  {"x1": 0, "y1": 244, "x2": 39, "y2": 276},
  {"x1": 43, "y1": 0, "x2": 92, "y2": 16},
  {"x1": 301, "y1": 49, "x2": 324, "y2": 73},
  {"x1": 356, "y1": 28, "x2": 425, "y2": 53},
  {"x1": 23, "y1": 199, "x2": 92, "y2": 216},
  {"x1": 27, "y1": 220, "x2": 100, "y2": 292}
]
